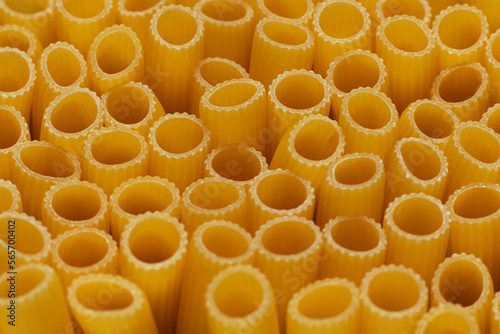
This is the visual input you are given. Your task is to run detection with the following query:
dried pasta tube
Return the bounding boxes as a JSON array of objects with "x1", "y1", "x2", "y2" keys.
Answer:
[
  {"x1": 254, "y1": 216, "x2": 322, "y2": 331},
  {"x1": 316, "y1": 153, "x2": 385, "y2": 227},
  {"x1": 427, "y1": 0, "x2": 461, "y2": 18},
  {"x1": 249, "y1": 18, "x2": 314, "y2": 87},
  {"x1": 83, "y1": 128, "x2": 148, "y2": 196},
  {"x1": 446, "y1": 183, "x2": 500, "y2": 289},
  {"x1": 486, "y1": 30, "x2": 500, "y2": 105},
  {"x1": 374, "y1": 0, "x2": 432, "y2": 27},
  {"x1": 40, "y1": 88, "x2": 105, "y2": 162},
  {"x1": 194, "y1": 0, "x2": 254, "y2": 69},
  {"x1": 0, "y1": 47, "x2": 35, "y2": 124},
  {"x1": 398, "y1": 99, "x2": 459, "y2": 151},
  {"x1": 55, "y1": 0, "x2": 115, "y2": 56},
  {"x1": 376, "y1": 15, "x2": 437, "y2": 112},
  {"x1": 190, "y1": 57, "x2": 248, "y2": 117},
  {"x1": 270, "y1": 114, "x2": 345, "y2": 190},
  {"x1": 443, "y1": 122, "x2": 500, "y2": 199},
  {"x1": 120, "y1": 213, "x2": 188, "y2": 334},
  {"x1": 0, "y1": 263, "x2": 73, "y2": 334},
  {"x1": 67, "y1": 273, "x2": 159, "y2": 334},
  {"x1": 11, "y1": 141, "x2": 81, "y2": 220},
  {"x1": 102, "y1": 82, "x2": 165, "y2": 139},
  {"x1": 492, "y1": 292, "x2": 500, "y2": 334},
  {"x1": 431, "y1": 253, "x2": 494, "y2": 333},
  {"x1": 312, "y1": 0, "x2": 372, "y2": 77},
  {"x1": 339, "y1": 88, "x2": 399, "y2": 163},
  {"x1": 384, "y1": 137, "x2": 448, "y2": 206},
  {"x1": 321, "y1": 216, "x2": 386, "y2": 285},
  {"x1": 42, "y1": 180, "x2": 109, "y2": 236},
  {"x1": 416, "y1": 304, "x2": 481, "y2": 334},
  {"x1": 0, "y1": 105, "x2": 30, "y2": 180},
  {"x1": 465, "y1": 0, "x2": 500, "y2": 32},
  {"x1": 433, "y1": 4, "x2": 489, "y2": 71},
  {"x1": 149, "y1": 113, "x2": 211, "y2": 192},
  {"x1": 360, "y1": 264, "x2": 428, "y2": 334},
  {"x1": 31, "y1": 41, "x2": 88, "y2": 140},
  {"x1": 253, "y1": 0, "x2": 314, "y2": 26},
  {"x1": 431, "y1": 63, "x2": 490, "y2": 122},
  {"x1": 327, "y1": 50, "x2": 388, "y2": 120},
  {"x1": 266, "y1": 69, "x2": 331, "y2": 159},
  {"x1": 0, "y1": 24, "x2": 42, "y2": 61},
  {"x1": 481, "y1": 104, "x2": 500, "y2": 135},
  {"x1": 51, "y1": 228, "x2": 118, "y2": 289},
  {"x1": 177, "y1": 220, "x2": 255, "y2": 334},
  {"x1": 148, "y1": 5, "x2": 204, "y2": 113},
  {"x1": 109, "y1": 176, "x2": 180, "y2": 242},
  {"x1": 0, "y1": 0, "x2": 56, "y2": 46},
  {"x1": 287, "y1": 278, "x2": 361, "y2": 334},
  {"x1": 0, "y1": 180, "x2": 22, "y2": 213}
]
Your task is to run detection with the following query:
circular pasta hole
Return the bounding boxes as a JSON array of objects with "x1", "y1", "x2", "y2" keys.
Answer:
[
  {"x1": 201, "y1": 224, "x2": 249, "y2": 258},
  {"x1": 294, "y1": 119, "x2": 339, "y2": 161},
  {"x1": 52, "y1": 185, "x2": 102, "y2": 221},
  {"x1": 76, "y1": 280, "x2": 134, "y2": 311},
  {"x1": 298, "y1": 284, "x2": 352, "y2": 319},
  {"x1": 0, "y1": 267, "x2": 45, "y2": 297},
  {"x1": 261, "y1": 220, "x2": 315, "y2": 255},
  {"x1": 210, "y1": 147, "x2": 263, "y2": 182},
  {"x1": 319, "y1": 2, "x2": 364, "y2": 39},
  {"x1": 156, "y1": 8, "x2": 198, "y2": 45},
  {"x1": 4, "y1": 0, "x2": 48, "y2": 14},
  {"x1": 0, "y1": 109, "x2": 21, "y2": 149},
  {"x1": 439, "y1": 260, "x2": 483, "y2": 307},
  {"x1": 90, "y1": 131, "x2": 142, "y2": 165},
  {"x1": 57, "y1": 232, "x2": 108, "y2": 267},
  {"x1": 46, "y1": 47, "x2": 82, "y2": 87},
  {"x1": 453, "y1": 186, "x2": 500, "y2": 219},
  {"x1": 438, "y1": 66, "x2": 482, "y2": 103},
  {"x1": 129, "y1": 218, "x2": 180, "y2": 263},
  {"x1": 393, "y1": 197, "x2": 443, "y2": 235},
  {"x1": 189, "y1": 181, "x2": 240, "y2": 210},
  {"x1": 118, "y1": 181, "x2": 173, "y2": 215},
  {"x1": 384, "y1": 18, "x2": 428, "y2": 52},
  {"x1": 214, "y1": 271, "x2": 263, "y2": 317},
  {"x1": 459, "y1": 126, "x2": 500, "y2": 164},
  {"x1": 20, "y1": 145, "x2": 75, "y2": 178},
  {"x1": 0, "y1": 30, "x2": 30, "y2": 52},
  {"x1": 0, "y1": 186, "x2": 13, "y2": 212},
  {"x1": 347, "y1": 92, "x2": 391, "y2": 129},
  {"x1": 413, "y1": 102, "x2": 455, "y2": 139},
  {"x1": 0, "y1": 51, "x2": 30, "y2": 92},
  {"x1": 0, "y1": 218, "x2": 45, "y2": 255},
  {"x1": 400, "y1": 141, "x2": 441, "y2": 180},
  {"x1": 200, "y1": 60, "x2": 244, "y2": 86},
  {"x1": 51, "y1": 92, "x2": 98, "y2": 133},
  {"x1": 368, "y1": 270, "x2": 420, "y2": 311},
  {"x1": 262, "y1": 20, "x2": 308, "y2": 46},
  {"x1": 201, "y1": 1, "x2": 246, "y2": 21},
  {"x1": 438, "y1": 9, "x2": 482, "y2": 50},
  {"x1": 275, "y1": 74, "x2": 325, "y2": 110},
  {"x1": 63, "y1": 0, "x2": 105, "y2": 19},
  {"x1": 257, "y1": 173, "x2": 307, "y2": 210},
  {"x1": 263, "y1": 0, "x2": 307, "y2": 19},
  {"x1": 155, "y1": 117, "x2": 204, "y2": 154},
  {"x1": 105, "y1": 85, "x2": 150, "y2": 125},
  {"x1": 331, "y1": 218, "x2": 380, "y2": 251},
  {"x1": 422, "y1": 311, "x2": 474, "y2": 334},
  {"x1": 209, "y1": 81, "x2": 257, "y2": 107},
  {"x1": 96, "y1": 31, "x2": 136, "y2": 75},
  {"x1": 335, "y1": 157, "x2": 377, "y2": 185},
  {"x1": 381, "y1": 0, "x2": 425, "y2": 20},
  {"x1": 333, "y1": 55, "x2": 380, "y2": 94}
]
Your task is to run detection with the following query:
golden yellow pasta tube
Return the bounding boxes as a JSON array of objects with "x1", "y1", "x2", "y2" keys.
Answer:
[
  {"x1": 109, "y1": 176, "x2": 180, "y2": 242},
  {"x1": 376, "y1": 15, "x2": 437, "y2": 112},
  {"x1": 148, "y1": 5, "x2": 204, "y2": 113},
  {"x1": 398, "y1": 99, "x2": 459, "y2": 151},
  {"x1": 431, "y1": 253, "x2": 494, "y2": 333},
  {"x1": 176, "y1": 220, "x2": 255, "y2": 334},
  {"x1": 0, "y1": 24, "x2": 42, "y2": 61},
  {"x1": 0, "y1": 263, "x2": 73, "y2": 334},
  {"x1": 320, "y1": 216, "x2": 387, "y2": 285},
  {"x1": 31, "y1": 41, "x2": 88, "y2": 140},
  {"x1": 200, "y1": 78, "x2": 265, "y2": 151},
  {"x1": 0, "y1": 180, "x2": 22, "y2": 213},
  {"x1": 102, "y1": 81, "x2": 165, "y2": 139},
  {"x1": 11, "y1": 141, "x2": 81, "y2": 220},
  {"x1": 0, "y1": 0, "x2": 56, "y2": 46},
  {"x1": 327, "y1": 49, "x2": 388, "y2": 120},
  {"x1": 55, "y1": 0, "x2": 115, "y2": 56},
  {"x1": 67, "y1": 273, "x2": 159, "y2": 334},
  {"x1": 416, "y1": 304, "x2": 481, "y2": 334},
  {"x1": 254, "y1": 216, "x2": 322, "y2": 331},
  {"x1": 339, "y1": 88, "x2": 399, "y2": 163},
  {"x1": 443, "y1": 122, "x2": 500, "y2": 199},
  {"x1": 465, "y1": 0, "x2": 500, "y2": 32},
  {"x1": 51, "y1": 227, "x2": 118, "y2": 289},
  {"x1": 83, "y1": 128, "x2": 148, "y2": 196},
  {"x1": 427, "y1": 0, "x2": 461, "y2": 18},
  {"x1": 190, "y1": 57, "x2": 249, "y2": 117},
  {"x1": 194, "y1": 0, "x2": 254, "y2": 69},
  {"x1": 432, "y1": 4, "x2": 490, "y2": 71},
  {"x1": 266, "y1": 69, "x2": 331, "y2": 159},
  {"x1": 312, "y1": 0, "x2": 371, "y2": 77},
  {"x1": 249, "y1": 17, "x2": 314, "y2": 87},
  {"x1": 253, "y1": 0, "x2": 314, "y2": 26},
  {"x1": 149, "y1": 113, "x2": 211, "y2": 192},
  {"x1": 0, "y1": 104, "x2": 30, "y2": 180},
  {"x1": 287, "y1": 278, "x2": 361, "y2": 334},
  {"x1": 481, "y1": 104, "x2": 500, "y2": 135},
  {"x1": 374, "y1": 0, "x2": 432, "y2": 27},
  {"x1": 40, "y1": 87, "x2": 105, "y2": 162},
  {"x1": 316, "y1": 153, "x2": 385, "y2": 227},
  {"x1": 486, "y1": 30, "x2": 500, "y2": 105},
  {"x1": 384, "y1": 137, "x2": 448, "y2": 205},
  {"x1": 120, "y1": 213, "x2": 187, "y2": 334},
  {"x1": 492, "y1": 292, "x2": 500, "y2": 334},
  {"x1": 271, "y1": 114, "x2": 346, "y2": 191},
  {"x1": 360, "y1": 264, "x2": 428, "y2": 334},
  {"x1": 42, "y1": 180, "x2": 109, "y2": 236}
]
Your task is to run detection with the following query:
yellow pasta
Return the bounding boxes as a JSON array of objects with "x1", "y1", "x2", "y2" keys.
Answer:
[
  {"x1": 205, "y1": 264, "x2": 280, "y2": 334},
  {"x1": 102, "y1": 81, "x2": 166, "y2": 139},
  {"x1": 316, "y1": 153, "x2": 385, "y2": 227},
  {"x1": 249, "y1": 17, "x2": 314, "y2": 87},
  {"x1": 0, "y1": 180, "x2": 22, "y2": 213},
  {"x1": 0, "y1": 263, "x2": 73, "y2": 334},
  {"x1": 427, "y1": 0, "x2": 461, "y2": 18},
  {"x1": 492, "y1": 291, "x2": 500, "y2": 334},
  {"x1": 109, "y1": 176, "x2": 180, "y2": 242},
  {"x1": 67, "y1": 273, "x2": 159, "y2": 334},
  {"x1": 120, "y1": 213, "x2": 188, "y2": 334},
  {"x1": 326, "y1": 49, "x2": 388, "y2": 120},
  {"x1": 266, "y1": 69, "x2": 331, "y2": 159},
  {"x1": 416, "y1": 304, "x2": 481, "y2": 334},
  {"x1": 481, "y1": 103, "x2": 500, "y2": 135},
  {"x1": 11, "y1": 140, "x2": 81, "y2": 220},
  {"x1": 149, "y1": 113, "x2": 211, "y2": 192},
  {"x1": 0, "y1": 104, "x2": 30, "y2": 180},
  {"x1": 42, "y1": 180, "x2": 109, "y2": 236},
  {"x1": 431, "y1": 253, "x2": 494, "y2": 333},
  {"x1": 486, "y1": 30, "x2": 500, "y2": 105},
  {"x1": 374, "y1": 0, "x2": 432, "y2": 27},
  {"x1": 270, "y1": 114, "x2": 346, "y2": 191},
  {"x1": 312, "y1": 0, "x2": 372, "y2": 77},
  {"x1": 176, "y1": 220, "x2": 255, "y2": 334},
  {"x1": 321, "y1": 216, "x2": 387, "y2": 285},
  {"x1": 359, "y1": 264, "x2": 428, "y2": 334},
  {"x1": 83, "y1": 128, "x2": 149, "y2": 196},
  {"x1": 253, "y1": 0, "x2": 314, "y2": 26},
  {"x1": 0, "y1": 24, "x2": 42, "y2": 61},
  {"x1": 465, "y1": 0, "x2": 500, "y2": 32},
  {"x1": 148, "y1": 4, "x2": 204, "y2": 113}
]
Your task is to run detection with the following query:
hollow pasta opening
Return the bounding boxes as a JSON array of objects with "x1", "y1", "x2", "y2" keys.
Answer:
[
  {"x1": 208, "y1": 81, "x2": 257, "y2": 107},
  {"x1": 0, "y1": 30, "x2": 30, "y2": 52},
  {"x1": 384, "y1": 18, "x2": 428, "y2": 52},
  {"x1": 275, "y1": 74, "x2": 325, "y2": 110},
  {"x1": 438, "y1": 9, "x2": 482, "y2": 50},
  {"x1": 0, "y1": 267, "x2": 45, "y2": 298},
  {"x1": 123, "y1": 0, "x2": 161, "y2": 12},
  {"x1": 298, "y1": 284, "x2": 352, "y2": 319},
  {"x1": 422, "y1": 311, "x2": 474, "y2": 334},
  {"x1": 200, "y1": 60, "x2": 245, "y2": 87},
  {"x1": 400, "y1": 140, "x2": 441, "y2": 180},
  {"x1": 0, "y1": 109, "x2": 21, "y2": 149},
  {"x1": 46, "y1": 47, "x2": 82, "y2": 87},
  {"x1": 51, "y1": 92, "x2": 98, "y2": 133},
  {"x1": 0, "y1": 217, "x2": 45, "y2": 255},
  {"x1": 105, "y1": 85, "x2": 150, "y2": 125},
  {"x1": 332, "y1": 54, "x2": 381, "y2": 94},
  {"x1": 294, "y1": 119, "x2": 340, "y2": 161},
  {"x1": 155, "y1": 117, "x2": 204, "y2": 154},
  {"x1": 0, "y1": 186, "x2": 13, "y2": 212},
  {"x1": 75, "y1": 280, "x2": 134, "y2": 310},
  {"x1": 52, "y1": 185, "x2": 102, "y2": 221},
  {"x1": 330, "y1": 218, "x2": 380, "y2": 251},
  {"x1": 368, "y1": 270, "x2": 420, "y2": 311},
  {"x1": 347, "y1": 92, "x2": 392, "y2": 129},
  {"x1": 96, "y1": 30, "x2": 136, "y2": 75},
  {"x1": 213, "y1": 271, "x2": 263, "y2": 317},
  {"x1": 117, "y1": 181, "x2": 174, "y2": 215},
  {"x1": 459, "y1": 126, "x2": 500, "y2": 163},
  {"x1": 20, "y1": 145, "x2": 76, "y2": 177},
  {"x1": 485, "y1": 107, "x2": 500, "y2": 135},
  {"x1": 90, "y1": 131, "x2": 142, "y2": 165},
  {"x1": 261, "y1": 220, "x2": 316, "y2": 255},
  {"x1": 438, "y1": 66, "x2": 482, "y2": 103},
  {"x1": 63, "y1": 0, "x2": 106, "y2": 19},
  {"x1": 393, "y1": 197, "x2": 443, "y2": 235},
  {"x1": 413, "y1": 102, "x2": 455, "y2": 139},
  {"x1": 189, "y1": 181, "x2": 240, "y2": 210},
  {"x1": 0, "y1": 51, "x2": 30, "y2": 92},
  {"x1": 335, "y1": 157, "x2": 377, "y2": 185},
  {"x1": 256, "y1": 173, "x2": 307, "y2": 210},
  {"x1": 57, "y1": 232, "x2": 108, "y2": 267},
  {"x1": 453, "y1": 186, "x2": 500, "y2": 219},
  {"x1": 263, "y1": 0, "x2": 308, "y2": 20},
  {"x1": 438, "y1": 260, "x2": 483, "y2": 307},
  {"x1": 210, "y1": 147, "x2": 262, "y2": 181},
  {"x1": 381, "y1": 0, "x2": 426, "y2": 20},
  {"x1": 201, "y1": 1, "x2": 246, "y2": 21},
  {"x1": 156, "y1": 8, "x2": 198, "y2": 46},
  {"x1": 201, "y1": 224, "x2": 249, "y2": 258},
  {"x1": 4, "y1": 0, "x2": 48, "y2": 14},
  {"x1": 319, "y1": 2, "x2": 365, "y2": 39},
  {"x1": 262, "y1": 20, "x2": 308, "y2": 46}
]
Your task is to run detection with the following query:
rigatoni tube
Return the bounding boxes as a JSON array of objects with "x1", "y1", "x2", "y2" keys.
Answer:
[
  {"x1": 0, "y1": 180, "x2": 22, "y2": 213},
  {"x1": 253, "y1": 0, "x2": 314, "y2": 26},
  {"x1": 481, "y1": 104, "x2": 500, "y2": 135},
  {"x1": 0, "y1": 104, "x2": 30, "y2": 180},
  {"x1": 374, "y1": 0, "x2": 432, "y2": 28},
  {"x1": 0, "y1": 24, "x2": 42, "y2": 61},
  {"x1": 415, "y1": 304, "x2": 481, "y2": 334},
  {"x1": 486, "y1": 30, "x2": 500, "y2": 105},
  {"x1": 491, "y1": 291, "x2": 500, "y2": 334}
]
